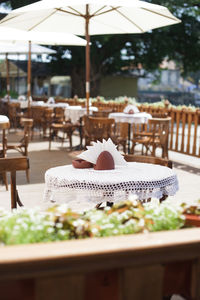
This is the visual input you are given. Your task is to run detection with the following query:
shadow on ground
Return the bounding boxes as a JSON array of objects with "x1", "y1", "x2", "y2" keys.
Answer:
[{"x1": 173, "y1": 161, "x2": 200, "y2": 176}]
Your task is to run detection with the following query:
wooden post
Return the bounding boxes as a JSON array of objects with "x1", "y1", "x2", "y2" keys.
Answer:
[
  {"x1": 27, "y1": 41, "x2": 32, "y2": 117},
  {"x1": 5, "y1": 53, "x2": 10, "y2": 101},
  {"x1": 85, "y1": 5, "x2": 90, "y2": 115}
]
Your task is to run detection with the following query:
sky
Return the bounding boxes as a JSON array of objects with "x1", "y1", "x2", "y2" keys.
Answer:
[{"x1": 0, "y1": 3, "x2": 10, "y2": 13}]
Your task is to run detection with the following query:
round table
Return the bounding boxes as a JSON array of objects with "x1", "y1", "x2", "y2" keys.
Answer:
[
  {"x1": 0, "y1": 115, "x2": 9, "y2": 124},
  {"x1": 1, "y1": 98, "x2": 28, "y2": 109},
  {"x1": 44, "y1": 162, "x2": 178, "y2": 207},
  {"x1": 109, "y1": 112, "x2": 152, "y2": 153},
  {"x1": 109, "y1": 112, "x2": 152, "y2": 124},
  {"x1": 64, "y1": 106, "x2": 98, "y2": 124}
]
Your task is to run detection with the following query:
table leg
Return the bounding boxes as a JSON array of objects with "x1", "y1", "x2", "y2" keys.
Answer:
[
  {"x1": 128, "y1": 123, "x2": 131, "y2": 154},
  {"x1": 79, "y1": 117, "x2": 83, "y2": 149}
]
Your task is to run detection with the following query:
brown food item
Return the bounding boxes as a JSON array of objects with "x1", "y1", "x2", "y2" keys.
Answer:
[
  {"x1": 72, "y1": 159, "x2": 93, "y2": 169},
  {"x1": 128, "y1": 109, "x2": 134, "y2": 114},
  {"x1": 94, "y1": 151, "x2": 115, "y2": 170}
]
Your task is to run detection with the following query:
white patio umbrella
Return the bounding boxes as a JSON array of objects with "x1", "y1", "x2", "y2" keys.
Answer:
[
  {"x1": 0, "y1": 27, "x2": 86, "y2": 102},
  {"x1": 0, "y1": 0, "x2": 181, "y2": 113},
  {"x1": 0, "y1": 42, "x2": 56, "y2": 101}
]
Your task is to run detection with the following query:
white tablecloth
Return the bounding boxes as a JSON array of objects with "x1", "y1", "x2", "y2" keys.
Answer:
[
  {"x1": 31, "y1": 102, "x2": 69, "y2": 109},
  {"x1": 64, "y1": 106, "x2": 98, "y2": 124},
  {"x1": 0, "y1": 115, "x2": 9, "y2": 124},
  {"x1": 1, "y1": 98, "x2": 28, "y2": 109},
  {"x1": 109, "y1": 112, "x2": 152, "y2": 124},
  {"x1": 44, "y1": 162, "x2": 178, "y2": 204}
]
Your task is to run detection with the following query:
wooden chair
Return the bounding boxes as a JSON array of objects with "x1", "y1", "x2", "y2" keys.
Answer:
[
  {"x1": 8, "y1": 102, "x2": 22, "y2": 129},
  {"x1": 131, "y1": 118, "x2": 171, "y2": 159},
  {"x1": 92, "y1": 109, "x2": 113, "y2": 118},
  {"x1": 147, "y1": 118, "x2": 171, "y2": 159},
  {"x1": 42, "y1": 108, "x2": 54, "y2": 138},
  {"x1": 83, "y1": 116, "x2": 115, "y2": 146},
  {"x1": 151, "y1": 112, "x2": 168, "y2": 118},
  {"x1": 6, "y1": 118, "x2": 33, "y2": 182},
  {"x1": 124, "y1": 154, "x2": 173, "y2": 202},
  {"x1": 49, "y1": 121, "x2": 78, "y2": 151},
  {"x1": 131, "y1": 123, "x2": 149, "y2": 155},
  {"x1": 0, "y1": 121, "x2": 10, "y2": 190},
  {"x1": 112, "y1": 122, "x2": 129, "y2": 154},
  {"x1": 124, "y1": 154, "x2": 173, "y2": 168},
  {"x1": 0, "y1": 157, "x2": 29, "y2": 209},
  {"x1": 30, "y1": 106, "x2": 46, "y2": 137},
  {"x1": 54, "y1": 107, "x2": 65, "y2": 123}
]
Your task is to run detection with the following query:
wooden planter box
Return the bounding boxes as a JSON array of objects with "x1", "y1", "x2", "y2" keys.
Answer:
[
  {"x1": 0, "y1": 228, "x2": 200, "y2": 300},
  {"x1": 184, "y1": 214, "x2": 200, "y2": 227}
]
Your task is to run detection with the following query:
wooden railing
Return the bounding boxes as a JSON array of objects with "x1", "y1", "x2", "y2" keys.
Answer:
[
  {"x1": 88, "y1": 102, "x2": 200, "y2": 158},
  {"x1": 1, "y1": 228, "x2": 200, "y2": 300},
  {"x1": 139, "y1": 105, "x2": 200, "y2": 158}
]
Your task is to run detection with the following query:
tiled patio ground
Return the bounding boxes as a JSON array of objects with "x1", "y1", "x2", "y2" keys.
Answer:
[{"x1": 0, "y1": 130, "x2": 199, "y2": 211}]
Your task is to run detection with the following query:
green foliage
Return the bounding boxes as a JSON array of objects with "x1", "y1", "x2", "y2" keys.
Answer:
[
  {"x1": 0, "y1": 200, "x2": 186, "y2": 245},
  {"x1": 9, "y1": 0, "x2": 36, "y2": 9},
  {"x1": 0, "y1": 90, "x2": 18, "y2": 98}
]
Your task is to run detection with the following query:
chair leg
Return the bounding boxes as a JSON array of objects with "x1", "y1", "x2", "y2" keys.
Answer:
[
  {"x1": 26, "y1": 169, "x2": 30, "y2": 183},
  {"x1": 49, "y1": 128, "x2": 52, "y2": 151},
  {"x1": 69, "y1": 133, "x2": 73, "y2": 151},
  {"x1": 16, "y1": 191, "x2": 24, "y2": 207},
  {"x1": 123, "y1": 142, "x2": 126, "y2": 154},
  {"x1": 130, "y1": 143, "x2": 135, "y2": 154},
  {"x1": 2, "y1": 172, "x2": 8, "y2": 191},
  {"x1": 10, "y1": 171, "x2": 17, "y2": 209}
]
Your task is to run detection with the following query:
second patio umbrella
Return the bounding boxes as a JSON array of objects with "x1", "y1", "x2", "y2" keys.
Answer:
[
  {"x1": 0, "y1": 0, "x2": 181, "y2": 113},
  {"x1": 0, "y1": 42, "x2": 56, "y2": 101},
  {"x1": 0, "y1": 27, "x2": 86, "y2": 102}
]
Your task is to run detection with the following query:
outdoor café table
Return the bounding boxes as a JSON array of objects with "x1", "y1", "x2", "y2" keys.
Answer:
[
  {"x1": 1, "y1": 98, "x2": 28, "y2": 109},
  {"x1": 109, "y1": 112, "x2": 152, "y2": 153},
  {"x1": 44, "y1": 162, "x2": 178, "y2": 206},
  {"x1": 0, "y1": 115, "x2": 9, "y2": 124},
  {"x1": 64, "y1": 106, "x2": 98, "y2": 124}
]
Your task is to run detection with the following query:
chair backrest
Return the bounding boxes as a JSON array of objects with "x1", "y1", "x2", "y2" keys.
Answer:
[
  {"x1": 93, "y1": 109, "x2": 113, "y2": 118},
  {"x1": 0, "y1": 157, "x2": 29, "y2": 209},
  {"x1": 83, "y1": 116, "x2": 115, "y2": 142},
  {"x1": 31, "y1": 106, "x2": 46, "y2": 126},
  {"x1": 114, "y1": 122, "x2": 129, "y2": 139},
  {"x1": 54, "y1": 107, "x2": 65, "y2": 123},
  {"x1": 43, "y1": 108, "x2": 54, "y2": 124},
  {"x1": 20, "y1": 118, "x2": 33, "y2": 142},
  {"x1": 151, "y1": 112, "x2": 168, "y2": 118},
  {"x1": 124, "y1": 154, "x2": 172, "y2": 168},
  {"x1": 148, "y1": 117, "x2": 171, "y2": 147},
  {"x1": 8, "y1": 103, "x2": 21, "y2": 127}
]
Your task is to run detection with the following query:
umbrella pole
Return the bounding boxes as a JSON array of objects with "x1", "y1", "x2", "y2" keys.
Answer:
[
  {"x1": 5, "y1": 53, "x2": 10, "y2": 102},
  {"x1": 27, "y1": 40, "x2": 32, "y2": 117},
  {"x1": 85, "y1": 4, "x2": 90, "y2": 115}
]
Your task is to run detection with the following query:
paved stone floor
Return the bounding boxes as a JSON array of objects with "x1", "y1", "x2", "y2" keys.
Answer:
[{"x1": 0, "y1": 130, "x2": 199, "y2": 211}]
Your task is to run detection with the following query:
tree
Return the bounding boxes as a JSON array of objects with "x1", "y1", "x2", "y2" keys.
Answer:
[{"x1": 8, "y1": 0, "x2": 200, "y2": 97}]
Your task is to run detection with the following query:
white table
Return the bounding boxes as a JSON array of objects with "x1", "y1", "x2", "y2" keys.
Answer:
[
  {"x1": 64, "y1": 106, "x2": 98, "y2": 124},
  {"x1": 109, "y1": 112, "x2": 152, "y2": 153},
  {"x1": 0, "y1": 115, "x2": 9, "y2": 124},
  {"x1": 31, "y1": 101, "x2": 69, "y2": 109},
  {"x1": 44, "y1": 162, "x2": 178, "y2": 207},
  {"x1": 109, "y1": 112, "x2": 152, "y2": 124},
  {"x1": 1, "y1": 98, "x2": 28, "y2": 109}
]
